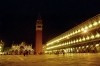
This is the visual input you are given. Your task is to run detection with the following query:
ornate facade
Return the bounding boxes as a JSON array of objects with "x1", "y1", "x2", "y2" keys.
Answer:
[
  {"x1": 44, "y1": 14, "x2": 100, "y2": 53},
  {"x1": 10, "y1": 42, "x2": 33, "y2": 55}
]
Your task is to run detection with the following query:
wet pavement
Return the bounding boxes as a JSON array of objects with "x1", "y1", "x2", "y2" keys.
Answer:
[{"x1": 0, "y1": 53, "x2": 100, "y2": 66}]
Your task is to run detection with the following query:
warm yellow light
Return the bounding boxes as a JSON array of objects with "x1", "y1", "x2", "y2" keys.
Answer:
[
  {"x1": 82, "y1": 46, "x2": 84, "y2": 48},
  {"x1": 79, "y1": 38, "x2": 82, "y2": 42},
  {"x1": 95, "y1": 32, "x2": 100, "y2": 38},
  {"x1": 70, "y1": 48, "x2": 73, "y2": 51},
  {"x1": 70, "y1": 33, "x2": 73, "y2": 36},
  {"x1": 83, "y1": 29, "x2": 88, "y2": 33},
  {"x1": 72, "y1": 32, "x2": 75, "y2": 35},
  {"x1": 78, "y1": 29, "x2": 81, "y2": 32},
  {"x1": 71, "y1": 41, "x2": 73, "y2": 44},
  {"x1": 76, "y1": 39, "x2": 78, "y2": 42},
  {"x1": 81, "y1": 28, "x2": 84, "y2": 31},
  {"x1": 96, "y1": 44, "x2": 99, "y2": 47},
  {"x1": 66, "y1": 42, "x2": 68, "y2": 45},
  {"x1": 0, "y1": 46, "x2": 1, "y2": 49},
  {"x1": 57, "y1": 40, "x2": 59, "y2": 42},
  {"x1": 91, "y1": 34, "x2": 94, "y2": 39},
  {"x1": 93, "y1": 22, "x2": 98, "y2": 26},
  {"x1": 75, "y1": 30, "x2": 78, "y2": 34},
  {"x1": 84, "y1": 26, "x2": 88, "y2": 29},
  {"x1": 86, "y1": 45, "x2": 89, "y2": 48},
  {"x1": 86, "y1": 36, "x2": 90, "y2": 40},
  {"x1": 82, "y1": 37, "x2": 85, "y2": 41},
  {"x1": 69, "y1": 41, "x2": 71, "y2": 44},
  {"x1": 89, "y1": 24, "x2": 92, "y2": 28},
  {"x1": 98, "y1": 20, "x2": 100, "y2": 24}
]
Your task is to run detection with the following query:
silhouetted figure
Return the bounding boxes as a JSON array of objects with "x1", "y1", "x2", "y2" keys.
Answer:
[
  {"x1": 23, "y1": 51, "x2": 26, "y2": 56},
  {"x1": 56, "y1": 50, "x2": 59, "y2": 55},
  {"x1": 61, "y1": 50, "x2": 65, "y2": 55}
]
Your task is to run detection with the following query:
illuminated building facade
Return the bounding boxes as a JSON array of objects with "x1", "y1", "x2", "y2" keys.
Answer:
[
  {"x1": 10, "y1": 42, "x2": 33, "y2": 55},
  {"x1": 0, "y1": 40, "x2": 4, "y2": 54},
  {"x1": 35, "y1": 16, "x2": 43, "y2": 54},
  {"x1": 44, "y1": 14, "x2": 100, "y2": 53}
]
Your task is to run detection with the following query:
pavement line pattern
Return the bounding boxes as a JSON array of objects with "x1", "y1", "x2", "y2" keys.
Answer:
[{"x1": 16, "y1": 56, "x2": 24, "y2": 61}]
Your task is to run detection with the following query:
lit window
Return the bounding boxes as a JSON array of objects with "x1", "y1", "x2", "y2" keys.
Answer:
[
  {"x1": 75, "y1": 30, "x2": 78, "y2": 34},
  {"x1": 86, "y1": 45, "x2": 89, "y2": 48},
  {"x1": 98, "y1": 20, "x2": 100, "y2": 24},
  {"x1": 84, "y1": 26, "x2": 88, "y2": 29},
  {"x1": 78, "y1": 29, "x2": 81, "y2": 32},
  {"x1": 82, "y1": 37, "x2": 85, "y2": 41},
  {"x1": 76, "y1": 39, "x2": 78, "y2": 42},
  {"x1": 86, "y1": 36, "x2": 90, "y2": 40},
  {"x1": 83, "y1": 29, "x2": 88, "y2": 33},
  {"x1": 95, "y1": 32, "x2": 100, "y2": 38},
  {"x1": 81, "y1": 28, "x2": 84, "y2": 31},
  {"x1": 82, "y1": 46, "x2": 84, "y2": 48},
  {"x1": 89, "y1": 24, "x2": 92, "y2": 28},
  {"x1": 79, "y1": 38, "x2": 82, "y2": 42},
  {"x1": 91, "y1": 34, "x2": 94, "y2": 39},
  {"x1": 73, "y1": 40, "x2": 75, "y2": 43},
  {"x1": 96, "y1": 44, "x2": 99, "y2": 47},
  {"x1": 93, "y1": 22, "x2": 98, "y2": 26}
]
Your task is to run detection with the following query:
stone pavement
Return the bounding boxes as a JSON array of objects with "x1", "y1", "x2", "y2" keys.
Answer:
[{"x1": 0, "y1": 53, "x2": 100, "y2": 66}]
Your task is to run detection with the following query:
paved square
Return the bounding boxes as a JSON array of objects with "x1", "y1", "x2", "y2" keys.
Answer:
[{"x1": 0, "y1": 53, "x2": 100, "y2": 66}]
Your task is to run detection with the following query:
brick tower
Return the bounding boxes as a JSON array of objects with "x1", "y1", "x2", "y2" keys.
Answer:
[{"x1": 35, "y1": 15, "x2": 43, "y2": 54}]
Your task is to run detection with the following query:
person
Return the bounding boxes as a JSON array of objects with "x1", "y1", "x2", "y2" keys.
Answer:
[
  {"x1": 62, "y1": 50, "x2": 65, "y2": 55},
  {"x1": 23, "y1": 51, "x2": 26, "y2": 56}
]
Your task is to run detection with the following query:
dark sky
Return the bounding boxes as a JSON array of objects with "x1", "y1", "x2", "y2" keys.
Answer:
[{"x1": 0, "y1": 0, "x2": 100, "y2": 47}]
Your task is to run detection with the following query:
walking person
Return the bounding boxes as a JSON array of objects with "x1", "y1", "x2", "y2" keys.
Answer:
[{"x1": 23, "y1": 51, "x2": 26, "y2": 56}]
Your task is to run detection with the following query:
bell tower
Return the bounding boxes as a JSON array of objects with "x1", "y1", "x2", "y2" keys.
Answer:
[{"x1": 35, "y1": 15, "x2": 43, "y2": 54}]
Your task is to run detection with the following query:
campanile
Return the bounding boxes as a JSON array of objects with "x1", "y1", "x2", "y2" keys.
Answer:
[{"x1": 35, "y1": 16, "x2": 43, "y2": 54}]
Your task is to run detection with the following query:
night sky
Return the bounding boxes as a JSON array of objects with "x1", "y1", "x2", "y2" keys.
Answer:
[{"x1": 0, "y1": 0, "x2": 100, "y2": 48}]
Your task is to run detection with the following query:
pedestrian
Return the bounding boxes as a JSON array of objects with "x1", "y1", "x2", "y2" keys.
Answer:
[
  {"x1": 62, "y1": 50, "x2": 65, "y2": 55},
  {"x1": 23, "y1": 51, "x2": 25, "y2": 56}
]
